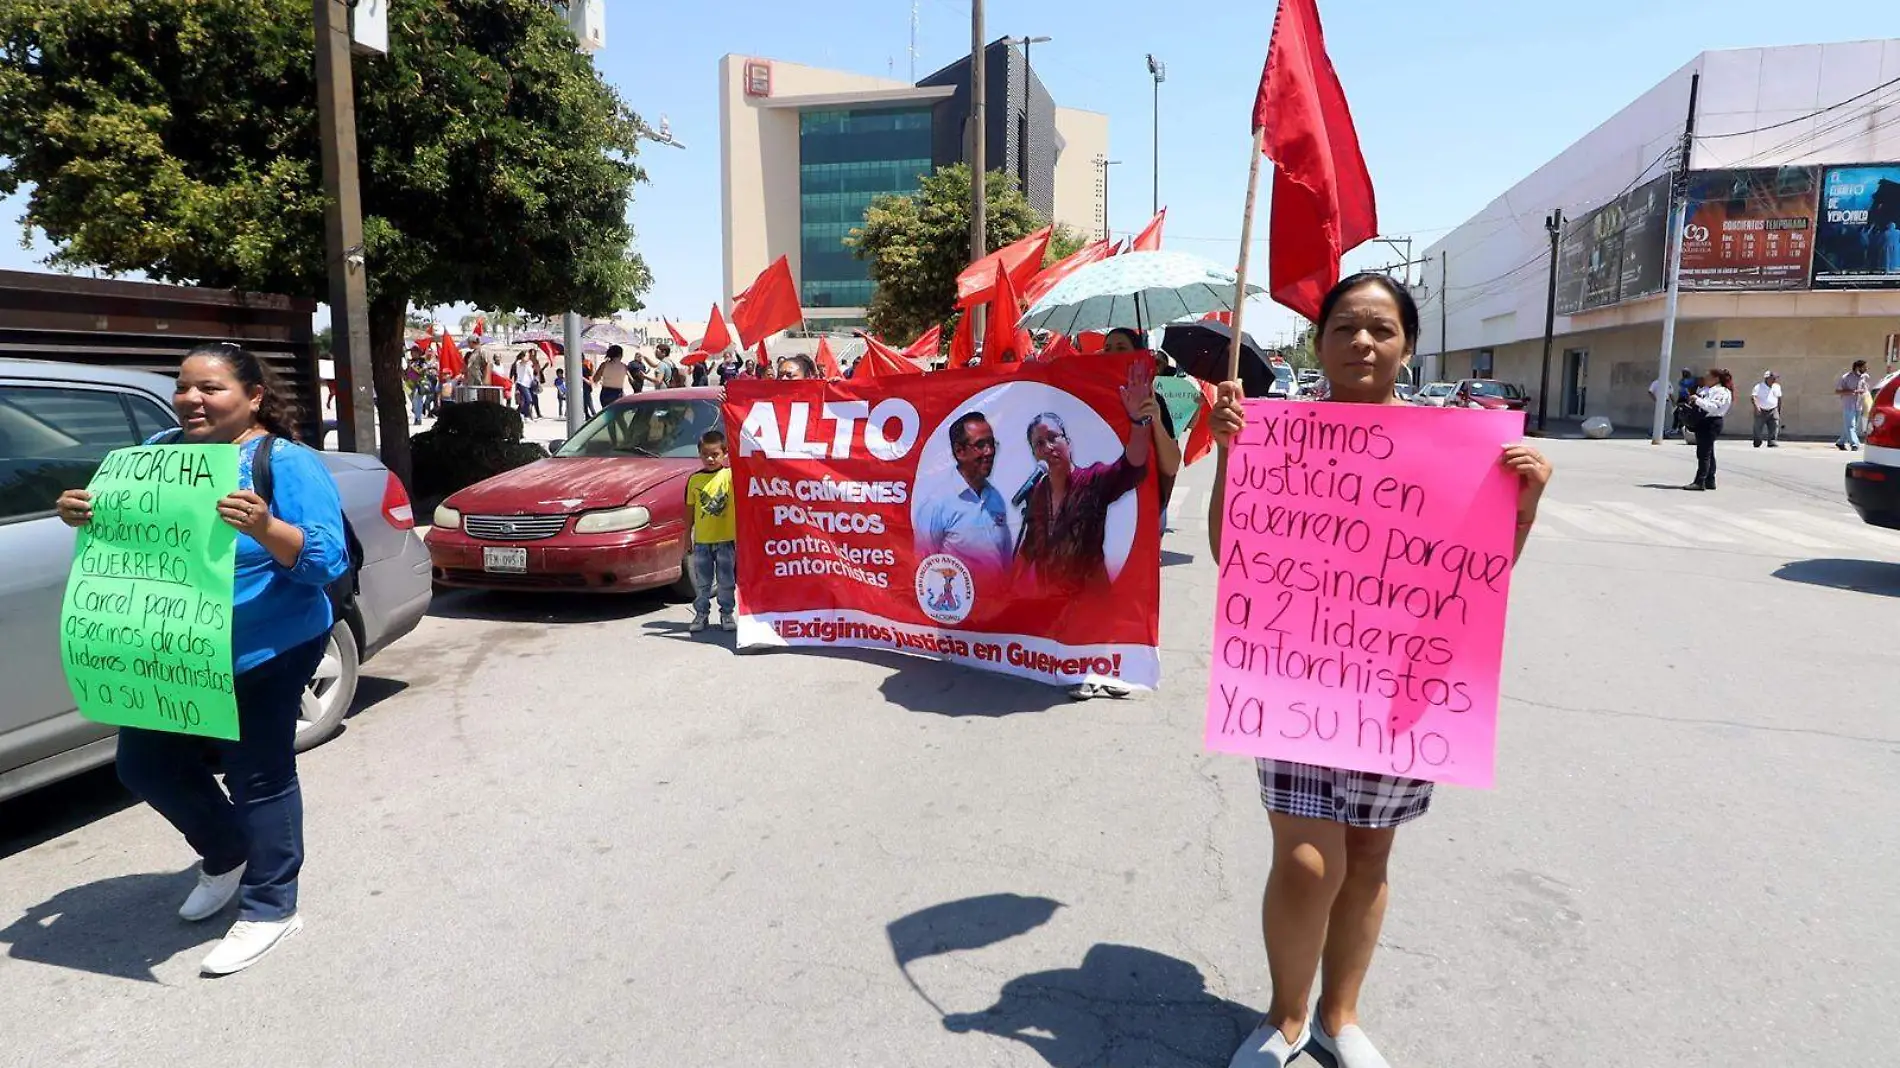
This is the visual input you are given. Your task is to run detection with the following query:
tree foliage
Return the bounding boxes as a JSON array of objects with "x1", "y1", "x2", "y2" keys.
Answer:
[
  {"x1": 0, "y1": 0, "x2": 650, "y2": 482},
  {"x1": 847, "y1": 164, "x2": 1085, "y2": 345}
]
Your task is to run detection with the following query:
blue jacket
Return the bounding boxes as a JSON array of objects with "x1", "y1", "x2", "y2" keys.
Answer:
[{"x1": 147, "y1": 434, "x2": 350, "y2": 672}]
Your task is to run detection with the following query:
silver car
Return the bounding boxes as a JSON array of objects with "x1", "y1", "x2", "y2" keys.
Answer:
[{"x1": 0, "y1": 360, "x2": 431, "y2": 801}]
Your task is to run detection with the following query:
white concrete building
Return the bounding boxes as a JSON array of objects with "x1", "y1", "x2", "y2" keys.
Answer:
[{"x1": 1420, "y1": 39, "x2": 1900, "y2": 437}]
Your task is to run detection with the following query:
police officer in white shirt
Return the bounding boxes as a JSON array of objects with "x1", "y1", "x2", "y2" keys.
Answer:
[{"x1": 1751, "y1": 370, "x2": 1782, "y2": 448}]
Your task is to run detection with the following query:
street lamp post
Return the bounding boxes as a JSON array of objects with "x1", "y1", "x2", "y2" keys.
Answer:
[
  {"x1": 1146, "y1": 54, "x2": 1165, "y2": 216},
  {"x1": 1096, "y1": 158, "x2": 1122, "y2": 242},
  {"x1": 1006, "y1": 36, "x2": 1051, "y2": 198}
]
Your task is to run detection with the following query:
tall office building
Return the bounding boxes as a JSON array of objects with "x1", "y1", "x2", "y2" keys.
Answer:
[{"x1": 719, "y1": 42, "x2": 1108, "y2": 330}]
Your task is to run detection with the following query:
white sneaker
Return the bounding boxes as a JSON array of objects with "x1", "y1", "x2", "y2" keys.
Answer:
[
  {"x1": 200, "y1": 915, "x2": 304, "y2": 976},
  {"x1": 178, "y1": 862, "x2": 246, "y2": 922},
  {"x1": 1311, "y1": 1020, "x2": 1392, "y2": 1068},
  {"x1": 1229, "y1": 1021, "x2": 1311, "y2": 1068},
  {"x1": 688, "y1": 616, "x2": 708, "y2": 633}
]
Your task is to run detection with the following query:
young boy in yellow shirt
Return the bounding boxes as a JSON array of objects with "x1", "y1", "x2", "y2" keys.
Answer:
[{"x1": 686, "y1": 429, "x2": 737, "y2": 632}]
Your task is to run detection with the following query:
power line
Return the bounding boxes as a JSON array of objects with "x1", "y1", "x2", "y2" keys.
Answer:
[{"x1": 1697, "y1": 74, "x2": 1900, "y2": 138}]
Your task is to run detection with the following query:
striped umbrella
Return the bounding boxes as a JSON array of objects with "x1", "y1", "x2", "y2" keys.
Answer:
[{"x1": 1021, "y1": 251, "x2": 1264, "y2": 336}]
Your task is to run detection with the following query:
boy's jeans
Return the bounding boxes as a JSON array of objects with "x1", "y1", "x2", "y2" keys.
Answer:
[
  {"x1": 1841, "y1": 406, "x2": 1862, "y2": 448},
  {"x1": 691, "y1": 541, "x2": 736, "y2": 620}
]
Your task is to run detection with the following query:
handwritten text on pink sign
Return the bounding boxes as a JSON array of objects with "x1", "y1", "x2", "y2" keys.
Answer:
[{"x1": 1204, "y1": 402, "x2": 1523, "y2": 788}]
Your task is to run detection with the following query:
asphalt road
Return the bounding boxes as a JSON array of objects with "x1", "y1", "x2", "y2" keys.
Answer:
[{"x1": 2, "y1": 432, "x2": 1894, "y2": 1066}]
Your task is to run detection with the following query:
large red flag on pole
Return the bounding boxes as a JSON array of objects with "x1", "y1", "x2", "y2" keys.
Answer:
[
  {"x1": 947, "y1": 310, "x2": 978, "y2": 369},
  {"x1": 731, "y1": 256, "x2": 804, "y2": 345},
  {"x1": 955, "y1": 226, "x2": 1052, "y2": 308},
  {"x1": 853, "y1": 333, "x2": 926, "y2": 378},
  {"x1": 663, "y1": 317, "x2": 692, "y2": 349},
  {"x1": 981, "y1": 265, "x2": 1029, "y2": 366},
  {"x1": 1020, "y1": 238, "x2": 1116, "y2": 307},
  {"x1": 1130, "y1": 209, "x2": 1167, "y2": 251},
  {"x1": 1254, "y1": 0, "x2": 1377, "y2": 322},
  {"x1": 902, "y1": 324, "x2": 942, "y2": 360}
]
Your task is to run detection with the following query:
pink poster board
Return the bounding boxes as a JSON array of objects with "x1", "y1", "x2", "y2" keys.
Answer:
[{"x1": 1204, "y1": 401, "x2": 1524, "y2": 788}]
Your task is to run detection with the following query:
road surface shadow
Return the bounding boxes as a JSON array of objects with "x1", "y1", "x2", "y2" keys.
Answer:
[
  {"x1": 888, "y1": 895, "x2": 1262, "y2": 1066},
  {"x1": 725, "y1": 643, "x2": 1072, "y2": 716},
  {"x1": 0, "y1": 766, "x2": 135, "y2": 861},
  {"x1": 1773, "y1": 558, "x2": 1900, "y2": 597},
  {"x1": 426, "y1": 587, "x2": 673, "y2": 624},
  {"x1": 0, "y1": 867, "x2": 210, "y2": 983},
  {"x1": 1161, "y1": 549, "x2": 1196, "y2": 567},
  {"x1": 343, "y1": 675, "x2": 410, "y2": 721},
  {"x1": 941, "y1": 943, "x2": 1263, "y2": 1067}
]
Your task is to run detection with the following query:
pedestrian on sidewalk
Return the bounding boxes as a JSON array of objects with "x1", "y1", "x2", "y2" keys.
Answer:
[
  {"x1": 510, "y1": 352, "x2": 537, "y2": 418},
  {"x1": 594, "y1": 346, "x2": 631, "y2": 407},
  {"x1": 1751, "y1": 370, "x2": 1783, "y2": 448},
  {"x1": 53, "y1": 343, "x2": 350, "y2": 977},
  {"x1": 1685, "y1": 367, "x2": 1734, "y2": 490},
  {"x1": 1670, "y1": 368, "x2": 1697, "y2": 438},
  {"x1": 686, "y1": 429, "x2": 737, "y2": 633},
  {"x1": 554, "y1": 368, "x2": 568, "y2": 419},
  {"x1": 1836, "y1": 359, "x2": 1872, "y2": 450},
  {"x1": 1208, "y1": 274, "x2": 1553, "y2": 1068}
]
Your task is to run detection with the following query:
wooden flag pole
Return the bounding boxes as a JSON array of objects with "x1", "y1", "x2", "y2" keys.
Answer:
[{"x1": 1227, "y1": 128, "x2": 1267, "y2": 383}]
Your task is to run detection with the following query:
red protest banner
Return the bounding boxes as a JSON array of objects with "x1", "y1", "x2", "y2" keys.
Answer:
[{"x1": 724, "y1": 355, "x2": 1162, "y2": 688}]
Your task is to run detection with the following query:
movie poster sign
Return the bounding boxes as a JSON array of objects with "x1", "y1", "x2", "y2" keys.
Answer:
[
  {"x1": 1679, "y1": 167, "x2": 1819, "y2": 291},
  {"x1": 1812, "y1": 164, "x2": 1900, "y2": 290},
  {"x1": 1555, "y1": 174, "x2": 1671, "y2": 312}
]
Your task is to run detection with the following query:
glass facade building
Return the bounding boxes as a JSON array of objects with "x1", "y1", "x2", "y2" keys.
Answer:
[{"x1": 798, "y1": 107, "x2": 933, "y2": 309}]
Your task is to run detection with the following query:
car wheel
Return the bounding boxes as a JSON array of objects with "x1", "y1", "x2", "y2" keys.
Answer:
[
  {"x1": 296, "y1": 620, "x2": 360, "y2": 752},
  {"x1": 669, "y1": 546, "x2": 696, "y2": 602}
]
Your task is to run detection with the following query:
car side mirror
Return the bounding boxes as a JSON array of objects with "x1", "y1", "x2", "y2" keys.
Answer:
[{"x1": 548, "y1": 438, "x2": 566, "y2": 454}]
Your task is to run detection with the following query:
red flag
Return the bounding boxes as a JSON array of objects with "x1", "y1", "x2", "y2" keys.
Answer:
[
  {"x1": 701, "y1": 303, "x2": 733, "y2": 354},
  {"x1": 731, "y1": 256, "x2": 804, "y2": 344},
  {"x1": 1130, "y1": 209, "x2": 1167, "y2": 251},
  {"x1": 471, "y1": 316, "x2": 486, "y2": 343},
  {"x1": 681, "y1": 350, "x2": 710, "y2": 367},
  {"x1": 982, "y1": 266, "x2": 1028, "y2": 366},
  {"x1": 437, "y1": 332, "x2": 465, "y2": 378},
  {"x1": 1254, "y1": 0, "x2": 1377, "y2": 321},
  {"x1": 853, "y1": 332, "x2": 926, "y2": 378},
  {"x1": 663, "y1": 317, "x2": 692, "y2": 349},
  {"x1": 1020, "y1": 238, "x2": 1116, "y2": 307},
  {"x1": 1201, "y1": 310, "x2": 1235, "y2": 326},
  {"x1": 1077, "y1": 330, "x2": 1107, "y2": 354},
  {"x1": 902, "y1": 324, "x2": 942, "y2": 359},
  {"x1": 947, "y1": 310, "x2": 977, "y2": 369},
  {"x1": 955, "y1": 226, "x2": 1052, "y2": 308},
  {"x1": 1182, "y1": 377, "x2": 1221, "y2": 465},
  {"x1": 1041, "y1": 333, "x2": 1078, "y2": 360},
  {"x1": 754, "y1": 339, "x2": 771, "y2": 375},
  {"x1": 812, "y1": 336, "x2": 841, "y2": 379}
]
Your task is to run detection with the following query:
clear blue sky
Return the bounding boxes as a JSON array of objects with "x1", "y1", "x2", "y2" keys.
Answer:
[{"x1": 6, "y1": 0, "x2": 1900, "y2": 342}]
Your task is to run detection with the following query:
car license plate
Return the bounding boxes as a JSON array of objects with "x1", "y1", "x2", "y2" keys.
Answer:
[{"x1": 483, "y1": 547, "x2": 528, "y2": 573}]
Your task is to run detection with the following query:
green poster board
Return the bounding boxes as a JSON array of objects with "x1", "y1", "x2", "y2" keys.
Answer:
[
  {"x1": 60, "y1": 444, "x2": 241, "y2": 740},
  {"x1": 1155, "y1": 375, "x2": 1204, "y2": 439}
]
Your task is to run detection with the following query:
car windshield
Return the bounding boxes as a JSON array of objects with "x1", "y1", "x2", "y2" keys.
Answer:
[
  {"x1": 1465, "y1": 381, "x2": 1507, "y2": 398},
  {"x1": 1422, "y1": 383, "x2": 1454, "y2": 396},
  {"x1": 556, "y1": 398, "x2": 721, "y2": 459}
]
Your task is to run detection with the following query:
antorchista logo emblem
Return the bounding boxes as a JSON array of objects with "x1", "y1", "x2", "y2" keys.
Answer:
[
  {"x1": 1684, "y1": 223, "x2": 1711, "y2": 243},
  {"x1": 915, "y1": 553, "x2": 975, "y2": 625}
]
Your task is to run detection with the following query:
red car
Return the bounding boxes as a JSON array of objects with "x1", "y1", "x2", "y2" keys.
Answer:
[
  {"x1": 425, "y1": 388, "x2": 723, "y2": 593},
  {"x1": 1451, "y1": 379, "x2": 1529, "y2": 411},
  {"x1": 1846, "y1": 370, "x2": 1900, "y2": 530}
]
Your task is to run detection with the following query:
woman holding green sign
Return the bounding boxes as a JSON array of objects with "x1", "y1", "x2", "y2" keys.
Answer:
[
  {"x1": 1210, "y1": 275, "x2": 1552, "y2": 1068},
  {"x1": 55, "y1": 342, "x2": 348, "y2": 976}
]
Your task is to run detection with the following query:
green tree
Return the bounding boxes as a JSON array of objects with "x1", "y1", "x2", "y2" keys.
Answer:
[
  {"x1": 0, "y1": 0, "x2": 650, "y2": 484},
  {"x1": 847, "y1": 164, "x2": 1083, "y2": 346}
]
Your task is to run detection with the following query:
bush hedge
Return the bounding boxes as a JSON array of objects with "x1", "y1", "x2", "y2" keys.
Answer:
[{"x1": 411, "y1": 401, "x2": 548, "y2": 501}]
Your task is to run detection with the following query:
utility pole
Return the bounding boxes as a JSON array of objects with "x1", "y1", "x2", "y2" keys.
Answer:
[
  {"x1": 1652, "y1": 72, "x2": 1701, "y2": 445},
  {"x1": 1147, "y1": 54, "x2": 1166, "y2": 216},
  {"x1": 1537, "y1": 208, "x2": 1563, "y2": 433},
  {"x1": 313, "y1": 0, "x2": 375, "y2": 455},
  {"x1": 909, "y1": 0, "x2": 919, "y2": 81},
  {"x1": 1095, "y1": 157, "x2": 1122, "y2": 242},
  {"x1": 1437, "y1": 251, "x2": 1449, "y2": 384},
  {"x1": 968, "y1": 0, "x2": 987, "y2": 339}
]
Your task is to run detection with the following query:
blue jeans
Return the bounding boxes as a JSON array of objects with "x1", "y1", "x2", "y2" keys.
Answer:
[
  {"x1": 1841, "y1": 406, "x2": 1862, "y2": 447},
  {"x1": 115, "y1": 636, "x2": 326, "y2": 922},
  {"x1": 410, "y1": 389, "x2": 428, "y2": 425},
  {"x1": 691, "y1": 541, "x2": 736, "y2": 620}
]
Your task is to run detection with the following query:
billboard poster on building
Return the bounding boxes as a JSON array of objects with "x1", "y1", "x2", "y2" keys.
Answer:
[
  {"x1": 1555, "y1": 174, "x2": 1670, "y2": 312},
  {"x1": 1679, "y1": 167, "x2": 1819, "y2": 291},
  {"x1": 1812, "y1": 164, "x2": 1900, "y2": 290},
  {"x1": 1616, "y1": 174, "x2": 1671, "y2": 302}
]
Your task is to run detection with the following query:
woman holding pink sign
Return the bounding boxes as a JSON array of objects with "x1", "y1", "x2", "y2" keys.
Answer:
[{"x1": 1214, "y1": 274, "x2": 1552, "y2": 1068}]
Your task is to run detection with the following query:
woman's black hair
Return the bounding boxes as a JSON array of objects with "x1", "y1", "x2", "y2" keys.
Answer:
[
  {"x1": 185, "y1": 342, "x2": 303, "y2": 440},
  {"x1": 1317, "y1": 272, "x2": 1420, "y2": 352},
  {"x1": 1105, "y1": 327, "x2": 1145, "y2": 349},
  {"x1": 1708, "y1": 367, "x2": 1735, "y2": 391},
  {"x1": 778, "y1": 354, "x2": 818, "y2": 377}
]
